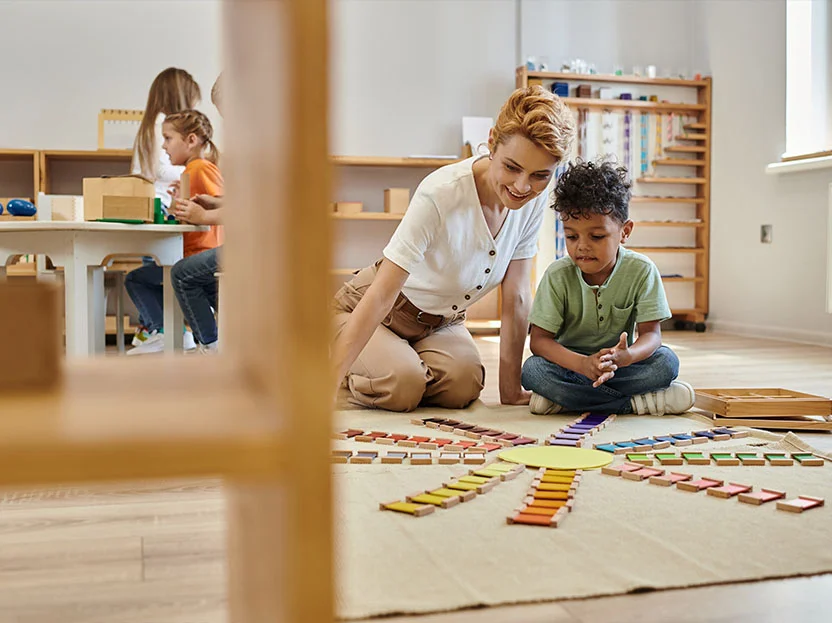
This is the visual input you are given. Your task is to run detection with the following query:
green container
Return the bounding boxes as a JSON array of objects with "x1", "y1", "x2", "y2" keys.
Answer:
[{"x1": 153, "y1": 198, "x2": 165, "y2": 224}]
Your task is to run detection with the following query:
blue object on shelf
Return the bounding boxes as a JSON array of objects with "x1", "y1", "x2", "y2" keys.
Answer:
[
  {"x1": 0, "y1": 202, "x2": 4, "y2": 214},
  {"x1": 552, "y1": 82, "x2": 569, "y2": 97},
  {"x1": 6, "y1": 199, "x2": 36, "y2": 217},
  {"x1": 620, "y1": 93, "x2": 632, "y2": 100}
]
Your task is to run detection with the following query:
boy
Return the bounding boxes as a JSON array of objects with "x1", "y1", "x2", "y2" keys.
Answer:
[{"x1": 521, "y1": 160, "x2": 694, "y2": 415}]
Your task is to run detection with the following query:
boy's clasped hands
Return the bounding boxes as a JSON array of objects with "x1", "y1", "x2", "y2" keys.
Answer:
[{"x1": 583, "y1": 332, "x2": 631, "y2": 388}]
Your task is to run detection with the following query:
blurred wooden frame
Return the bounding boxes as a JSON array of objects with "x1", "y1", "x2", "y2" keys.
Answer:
[
  {"x1": 97, "y1": 109, "x2": 144, "y2": 150},
  {"x1": 222, "y1": 1, "x2": 333, "y2": 621}
]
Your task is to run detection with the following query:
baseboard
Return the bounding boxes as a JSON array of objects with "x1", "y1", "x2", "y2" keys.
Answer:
[{"x1": 706, "y1": 318, "x2": 832, "y2": 348}]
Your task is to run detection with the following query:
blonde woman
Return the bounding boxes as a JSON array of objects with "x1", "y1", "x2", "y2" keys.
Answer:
[{"x1": 332, "y1": 86, "x2": 576, "y2": 412}]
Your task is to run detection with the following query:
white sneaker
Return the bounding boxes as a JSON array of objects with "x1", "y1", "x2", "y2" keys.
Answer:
[
  {"x1": 183, "y1": 330, "x2": 196, "y2": 351},
  {"x1": 132, "y1": 327, "x2": 151, "y2": 347},
  {"x1": 197, "y1": 341, "x2": 219, "y2": 354},
  {"x1": 630, "y1": 380, "x2": 695, "y2": 416},
  {"x1": 126, "y1": 331, "x2": 164, "y2": 356},
  {"x1": 530, "y1": 392, "x2": 563, "y2": 415}
]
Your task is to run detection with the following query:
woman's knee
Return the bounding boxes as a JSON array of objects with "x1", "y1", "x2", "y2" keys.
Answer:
[
  {"x1": 351, "y1": 359, "x2": 427, "y2": 413},
  {"x1": 429, "y1": 360, "x2": 484, "y2": 409}
]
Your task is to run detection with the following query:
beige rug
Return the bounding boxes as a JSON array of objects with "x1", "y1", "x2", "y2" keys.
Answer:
[{"x1": 333, "y1": 401, "x2": 832, "y2": 619}]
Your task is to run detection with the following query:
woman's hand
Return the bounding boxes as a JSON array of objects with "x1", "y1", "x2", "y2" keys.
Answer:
[{"x1": 170, "y1": 198, "x2": 209, "y2": 225}]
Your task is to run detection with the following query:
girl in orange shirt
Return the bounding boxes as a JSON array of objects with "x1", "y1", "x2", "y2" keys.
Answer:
[{"x1": 125, "y1": 110, "x2": 223, "y2": 355}]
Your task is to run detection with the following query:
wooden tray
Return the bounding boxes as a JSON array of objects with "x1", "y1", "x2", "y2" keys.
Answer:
[
  {"x1": 710, "y1": 415, "x2": 832, "y2": 431},
  {"x1": 695, "y1": 388, "x2": 832, "y2": 418}
]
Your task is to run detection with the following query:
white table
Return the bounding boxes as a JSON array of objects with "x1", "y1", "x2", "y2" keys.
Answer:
[{"x1": 0, "y1": 221, "x2": 207, "y2": 358}]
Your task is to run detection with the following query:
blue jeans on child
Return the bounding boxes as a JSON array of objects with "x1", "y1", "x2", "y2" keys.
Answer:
[
  {"x1": 171, "y1": 247, "x2": 219, "y2": 346},
  {"x1": 125, "y1": 264, "x2": 164, "y2": 332},
  {"x1": 521, "y1": 346, "x2": 679, "y2": 414}
]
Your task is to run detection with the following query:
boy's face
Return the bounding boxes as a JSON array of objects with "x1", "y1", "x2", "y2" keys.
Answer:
[{"x1": 562, "y1": 213, "x2": 633, "y2": 285}]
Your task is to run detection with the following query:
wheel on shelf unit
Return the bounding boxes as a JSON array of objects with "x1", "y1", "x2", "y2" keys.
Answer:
[
  {"x1": 673, "y1": 320, "x2": 688, "y2": 331},
  {"x1": 695, "y1": 322, "x2": 707, "y2": 333}
]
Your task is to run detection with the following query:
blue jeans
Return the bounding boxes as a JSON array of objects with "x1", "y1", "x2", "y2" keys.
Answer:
[
  {"x1": 125, "y1": 264, "x2": 164, "y2": 332},
  {"x1": 172, "y1": 247, "x2": 219, "y2": 345},
  {"x1": 521, "y1": 346, "x2": 680, "y2": 414}
]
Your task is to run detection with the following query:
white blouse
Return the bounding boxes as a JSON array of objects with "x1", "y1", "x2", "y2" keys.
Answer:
[{"x1": 383, "y1": 156, "x2": 546, "y2": 316}]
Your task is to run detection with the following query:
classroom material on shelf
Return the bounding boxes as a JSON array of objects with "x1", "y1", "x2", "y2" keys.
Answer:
[
  {"x1": 334, "y1": 201, "x2": 363, "y2": 215},
  {"x1": 97, "y1": 109, "x2": 143, "y2": 150},
  {"x1": 82, "y1": 174, "x2": 155, "y2": 222},
  {"x1": 383, "y1": 188, "x2": 409, "y2": 214},
  {"x1": 0, "y1": 282, "x2": 61, "y2": 391},
  {"x1": 515, "y1": 67, "x2": 711, "y2": 331},
  {"x1": 411, "y1": 417, "x2": 538, "y2": 446},
  {"x1": 593, "y1": 426, "x2": 749, "y2": 454},
  {"x1": 380, "y1": 461, "x2": 524, "y2": 517},
  {"x1": 545, "y1": 412, "x2": 615, "y2": 447},
  {"x1": 507, "y1": 467, "x2": 580, "y2": 528},
  {"x1": 695, "y1": 388, "x2": 832, "y2": 431}
]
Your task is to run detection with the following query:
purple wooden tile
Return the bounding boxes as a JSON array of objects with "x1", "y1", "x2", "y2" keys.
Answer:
[
  {"x1": 549, "y1": 439, "x2": 578, "y2": 447},
  {"x1": 555, "y1": 433, "x2": 583, "y2": 441}
]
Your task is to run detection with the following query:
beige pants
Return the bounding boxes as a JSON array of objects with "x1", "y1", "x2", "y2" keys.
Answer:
[{"x1": 333, "y1": 264, "x2": 485, "y2": 412}]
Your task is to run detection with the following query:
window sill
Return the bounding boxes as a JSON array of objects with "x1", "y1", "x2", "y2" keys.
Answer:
[{"x1": 766, "y1": 154, "x2": 832, "y2": 175}]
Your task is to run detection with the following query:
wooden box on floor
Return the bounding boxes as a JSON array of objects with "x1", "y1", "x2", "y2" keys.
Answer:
[
  {"x1": 695, "y1": 388, "x2": 832, "y2": 431},
  {"x1": 0, "y1": 282, "x2": 61, "y2": 391}
]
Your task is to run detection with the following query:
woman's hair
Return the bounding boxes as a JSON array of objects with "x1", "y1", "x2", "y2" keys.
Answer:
[
  {"x1": 135, "y1": 68, "x2": 202, "y2": 178},
  {"x1": 488, "y1": 85, "x2": 576, "y2": 162},
  {"x1": 163, "y1": 110, "x2": 220, "y2": 165},
  {"x1": 211, "y1": 73, "x2": 223, "y2": 113},
  {"x1": 553, "y1": 159, "x2": 631, "y2": 223}
]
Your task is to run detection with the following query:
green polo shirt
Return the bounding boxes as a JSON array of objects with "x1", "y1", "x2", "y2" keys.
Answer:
[{"x1": 529, "y1": 247, "x2": 671, "y2": 355}]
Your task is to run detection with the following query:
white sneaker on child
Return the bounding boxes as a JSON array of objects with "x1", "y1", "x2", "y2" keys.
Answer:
[
  {"x1": 183, "y1": 330, "x2": 196, "y2": 351},
  {"x1": 530, "y1": 392, "x2": 564, "y2": 415},
  {"x1": 197, "y1": 341, "x2": 219, "y2": 354},
  {"x1": 126, "y1": 331, "x2": 164, "y2": 355},
  {"x1": 630, "y1": 380, "x2": 695, "y2": 416}
]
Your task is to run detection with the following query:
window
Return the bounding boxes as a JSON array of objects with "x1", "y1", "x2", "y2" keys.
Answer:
[{"x1": 785, "y1": 0, "x2": 830, "y2": 158}]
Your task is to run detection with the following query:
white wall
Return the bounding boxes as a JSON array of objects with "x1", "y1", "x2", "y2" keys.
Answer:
[
  {"x1": 695, "y1": 0, "x2": 832, "y2": 345},
  {"x1": 0, "y1": 0, "x2": 223, "y2": 150},
  {"x1": 330, "y1": 0, "x2": 517, "y2": 157}
]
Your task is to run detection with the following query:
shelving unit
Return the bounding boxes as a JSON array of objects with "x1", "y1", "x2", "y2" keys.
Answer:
[
  {"x1": 330, "y1": 155, "x2": 500, "y2": 330},
  {"x1": 516, "y1": 67, "x2": 712, "y2": 331},
  {"x1": 39, "y1": 149, "x2": 132, "y2": 195}
]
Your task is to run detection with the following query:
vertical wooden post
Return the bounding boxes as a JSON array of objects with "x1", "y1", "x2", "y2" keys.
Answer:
[{"x1": 223, "y1": 0, "x2": 333, "y2": 621}]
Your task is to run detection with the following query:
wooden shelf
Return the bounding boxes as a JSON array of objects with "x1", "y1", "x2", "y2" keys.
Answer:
[
  {"x1": 662, "y1": 277, "x2": 705, "y2": 283},
  {"x1": 635, "y1": 221, "x2": 705, "y2": 228},
  {"x1": 630, "y1": 196, "x2": 704, "y2": 204},
  {"x1": 653, "y1": 159, "x2": 706, "y2": 167},
  {"x1": 675, "y1": 134, "x2": 708, "y2": 141},
  {"x1": 670, "y1": 308, "x2": 706, "y2": 315},
  {"x1": 330, "y1": 155, "x2": 459, "y2": 168},
  {"x1": 41, "y1": 149, "x2": 133, "y2": 160},
  {"x1": 562, "y1": 97, "x2": 705, "y2": 113},
  {"x1": 665, "y1": 145, "x2": 707, "y2": 154},
  {"x1": 330, "y1": 212, "x2": 403, "y2": 221},
  {"x1": 525, "y1": 71, "x2": 708, "y2": 88},
  {"x1": 683, "y1": 123, "x2": 707, "y2": 131},
  {"x1": 0, "y1": 149, "x2": 38, "y2": 161},
  {"x1": 0, "y1": 357, "x2": 285, "y2": 487},
  {"x1": 626, "y1": 246, "x2": 706, "y2": 254},
  {"x1": 638, "y1": 177, "x2": 706, "y2": 184}
]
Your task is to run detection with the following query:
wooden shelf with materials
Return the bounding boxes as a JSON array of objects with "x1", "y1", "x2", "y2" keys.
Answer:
[{"x1": 516, "y1": 68, "x2": 712, "y2": 331}]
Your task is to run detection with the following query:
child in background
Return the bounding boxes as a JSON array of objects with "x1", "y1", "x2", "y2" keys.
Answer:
[
  {"x1": 126, "y1": 110, "x2": 223, "y2": 355},
  {"x1": 131, "y1": 67, "x2": 202, "y2": 348},
  {"x1": 521, "y1": 160, "x2": 694, "y2": 415}
]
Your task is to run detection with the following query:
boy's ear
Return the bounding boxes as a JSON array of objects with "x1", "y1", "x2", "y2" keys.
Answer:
[{"x1": 620, "y1": 219, "x2": 634, "y2": 242}]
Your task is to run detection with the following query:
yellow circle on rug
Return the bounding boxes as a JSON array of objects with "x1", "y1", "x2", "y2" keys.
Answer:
[{"x1": 498, "y1": 446, "x2": 613, "y2": 470}]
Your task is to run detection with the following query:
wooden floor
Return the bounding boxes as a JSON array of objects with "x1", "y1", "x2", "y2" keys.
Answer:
[{"x1": 2, "y1": 331, "x2": 832, "y2": 622}]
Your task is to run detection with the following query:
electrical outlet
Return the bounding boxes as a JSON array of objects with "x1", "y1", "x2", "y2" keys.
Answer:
[{"x1": 761, "y1": 224, "x2": 772, "y2": 243}]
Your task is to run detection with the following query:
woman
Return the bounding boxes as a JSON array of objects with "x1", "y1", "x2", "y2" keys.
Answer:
[{"x1": 332, "y1": 85, "x2": 575, "y2": 412}]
